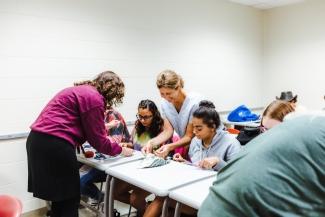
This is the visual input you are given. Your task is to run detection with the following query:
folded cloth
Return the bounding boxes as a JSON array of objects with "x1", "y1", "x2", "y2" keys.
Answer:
[{"x1": 139, "y1": 154, "x2": 170, "y2": 168}]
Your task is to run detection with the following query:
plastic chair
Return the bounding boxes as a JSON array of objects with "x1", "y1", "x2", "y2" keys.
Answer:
[{"x1": 0, "y1": 195, "x2": 22, "y2": 217}]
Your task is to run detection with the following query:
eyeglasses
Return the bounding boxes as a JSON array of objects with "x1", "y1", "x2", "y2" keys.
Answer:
[{"x1": 136, "y1": 114, "x2": 153, "y2": 121}]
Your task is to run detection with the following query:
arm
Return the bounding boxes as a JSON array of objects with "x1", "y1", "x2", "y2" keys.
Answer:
[
  {"x1": 154, "y1": 121, "x2": 194, "y2": 158},
  {"x1": 149, "y1": 118, "x2": 174, "y2": 147},
  {"x1": 168, "y1": 122, "x2": 193, "y2": 150},
  {"x1": 81, "y1": 106, "x2": 132, "y2": 156},
  {"x1": 105, "y1": 120, "x2": 120, "y2": 130},
  {"x1": 142, "y1": 119, "x2": 173, "y2": 154},
  {"x1": 120, "y1": 127, "x2": 135, "y2": 148},
  {"x1": 225, "y1": 139, "x2": 242, "y2": 162},
  {"x1": 207, "y1": 140, "x2": 242, "y2": 171}
]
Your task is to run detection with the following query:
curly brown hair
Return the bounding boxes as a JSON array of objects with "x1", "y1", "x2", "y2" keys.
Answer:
[{"x1": 74, "y1": 71, "x2": 125, "y2": 108}]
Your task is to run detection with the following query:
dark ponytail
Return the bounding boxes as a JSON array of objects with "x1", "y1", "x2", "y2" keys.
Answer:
[
  {"x1": 193, "y1": 100, "x2": 220, "y2": 129},
  {"x1": 198, "y1": 100, "x2": 215, "y2": 109}
]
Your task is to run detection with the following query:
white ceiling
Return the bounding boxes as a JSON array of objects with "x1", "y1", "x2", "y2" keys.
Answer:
[{"x1": 229, "y1": 0, "x2": 305, "y2": 9}]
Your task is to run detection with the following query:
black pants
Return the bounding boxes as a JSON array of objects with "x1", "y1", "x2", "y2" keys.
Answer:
[
  {"x1": 51, "y1": 197, "x2": 79, "y2": 217},
  {"x1": 26, "y1": 131, "x2": 80, "y2": 217}
]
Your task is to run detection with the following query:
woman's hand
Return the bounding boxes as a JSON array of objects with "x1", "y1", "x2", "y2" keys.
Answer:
[
  {"x1": 154, "y1": 145, "x2": 171, "y2": 159},
  {"x1": 121, "y1": 147, "x2": 133, "y2": 157},
  {"x1": 119, "y1": 142, "x2": 133, "y2": 148},
  {"x1": 105, "y1": 120, "x2": 120, "y2": 130},
  {"x1": 198, "y1": 157, "x2": 219, "y2": 170},
  {"x1": 173, "y1": 153, "x2": 185, "y2": 162},
  {"x1": 142, "y1": 141, "x2": 154, "y2": 154}
]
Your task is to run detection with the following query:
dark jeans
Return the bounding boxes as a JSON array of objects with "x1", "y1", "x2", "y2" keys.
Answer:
[{"x1": 80, "y1": 168, "x2": 106, "y2": 200}]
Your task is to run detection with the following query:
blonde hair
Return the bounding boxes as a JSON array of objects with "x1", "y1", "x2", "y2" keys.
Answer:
[
  {"x1": 74, "y1": 71, "x2": 125, "y2": 108},
  {"x1": 156, "y1": 70, "x2": 184, "y2": 89},
  {"x1": 262, "y1": 100, "x2": 295, "y2": 122}
]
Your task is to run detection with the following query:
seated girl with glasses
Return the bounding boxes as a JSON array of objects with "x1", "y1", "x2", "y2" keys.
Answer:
[
  {"x1": 118, "y1": 99, "x2": 179, "y2": 216},
  {"x1": 120, "y1": 99, "x2": 179, "y2": 152}
]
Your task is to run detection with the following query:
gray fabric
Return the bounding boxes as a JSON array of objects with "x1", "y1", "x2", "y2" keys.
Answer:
[
  {"x1": 161, "y1": 92, "x2": 202, "y2": 137},
  {"x1": 198, "y1": 115, "x2": 325, "y2": 217},
  {"x1": 139, "y1": 153, "x2": 170, "y2": 168},
  {"x1": 189, "y1": 129, "x2": 241, "y2": 170}
]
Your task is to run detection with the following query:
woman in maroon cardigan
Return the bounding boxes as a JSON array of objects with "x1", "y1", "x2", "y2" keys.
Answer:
[{"x1": 26, "y1": 71, "x2": 133, "y2": 217}]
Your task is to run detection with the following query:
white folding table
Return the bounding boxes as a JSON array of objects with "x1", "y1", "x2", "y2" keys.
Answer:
[
  {"x1": 77, "y1": 150, "x2": 144, "y2": 171},
  {"x1": 106, "y1": 160, "x2": 217, "y2": 217},
  {"x1": 77, "y1": 150, "x2": 144, "y2": 216},
  {"x1": 169, "y1": 176, "x2": 216, "y2": 217}
]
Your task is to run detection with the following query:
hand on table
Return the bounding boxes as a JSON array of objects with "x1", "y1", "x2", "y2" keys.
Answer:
[
  {"x1": 154, "y1": 145, "x2": 171, "y2": 159},
  {"x1": 198, "y1": 157, "x2": 219, "y2": 170},
  {"x1": 142, "y1": 141, "x2": 154, "y2": 154},
  {"x1": 119, "y1": 142, "x2": 133, "y2": 148},
  {"x1": 173, "y1": 153, "x2": 185, "y2": 162},
  {"x1": 121, "y1": 147, "x2": 133, "y2": 157}
]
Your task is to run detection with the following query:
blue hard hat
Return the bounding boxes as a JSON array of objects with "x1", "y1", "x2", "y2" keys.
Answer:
[{"x1": 227, "y1": 105, "x2": 259, "y2": 122}]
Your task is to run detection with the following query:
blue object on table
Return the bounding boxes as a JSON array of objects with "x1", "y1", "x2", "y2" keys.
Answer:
[
  {"x1": 94, "y1": 152, "x2": 107, "y2": 160},
  {"x1": 227, "y1": 105, "x2": 259, "y2": 122}
]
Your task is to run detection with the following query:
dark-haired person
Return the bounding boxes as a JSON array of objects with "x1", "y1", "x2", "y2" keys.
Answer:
[
  {"x1": 144, "y1": 100, "x2": 241, "y2": 217},
  {"x1": 154, "y1": 70, "x2": 203, "y2": 159},
  {"x1": 174, "y1": 100, "x2": 241, "y2": 171},
  {"x1": 118, "y1": 99, "x2": 179, "y2": 216},
  {"x1": 26, "y1": 71, "x2": 133, "y2": 217},
  {"x1": 120, "y1": 99, "x2": 178, "y2": 152}
]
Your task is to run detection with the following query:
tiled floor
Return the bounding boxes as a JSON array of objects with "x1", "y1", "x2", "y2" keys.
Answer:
[
  {"x1": 79, "y1": 207, "x2": 137, "y2": 217},
  {"x1": 79, "y1": 208, "x2": 97, "y2": 217},
  {"x1": 22, "y1": 200, "x2": 137, "y2": 217}
]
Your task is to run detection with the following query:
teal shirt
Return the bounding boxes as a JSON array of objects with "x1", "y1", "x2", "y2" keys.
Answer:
[{"x1": 199, "y1": 115, "x2": 325, "y2": 217}]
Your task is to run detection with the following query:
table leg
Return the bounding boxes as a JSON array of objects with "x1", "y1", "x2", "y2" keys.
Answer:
[
  {"x1": 108, "y1": 177, "x2": 116, "y2": 217},
  {"x1": 161, "y1": 197, "x2": 169, "y2": 217},
  {"x1": 174, "y1": 202, "x2": 182, "y2": 217},
  {"x1": 104, "y1": 175, "x2": 112, "y2": 217}
]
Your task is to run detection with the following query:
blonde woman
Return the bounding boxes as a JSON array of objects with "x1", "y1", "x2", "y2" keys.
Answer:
[
  {"x1": 142, "y1": 70, "x2": 203, "y2": 217},
  {"x1": 147, "y1": 70, "x2": 203, "y2": 160}
]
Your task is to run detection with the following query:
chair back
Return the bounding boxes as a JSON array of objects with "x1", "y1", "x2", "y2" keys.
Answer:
[{"x1": 0, "y1": 195, "x2": 22, "y2": 217}]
